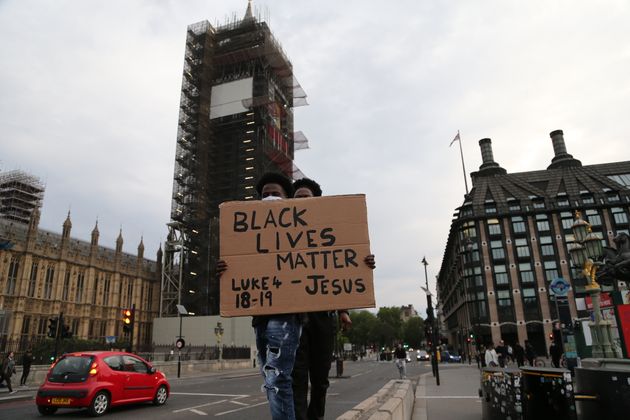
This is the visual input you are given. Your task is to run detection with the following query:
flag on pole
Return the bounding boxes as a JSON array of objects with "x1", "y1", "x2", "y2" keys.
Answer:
[{"x1": 449, "y1": 131, "x2": 461, "y2": 147}]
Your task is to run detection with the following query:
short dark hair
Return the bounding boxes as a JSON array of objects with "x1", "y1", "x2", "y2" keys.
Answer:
[
  {"x1": 293, "y1": 177, "x2": 322, "y2": 197},
  {"x1": 256, "y1": 172, "x2": 294, "y2": 197}
]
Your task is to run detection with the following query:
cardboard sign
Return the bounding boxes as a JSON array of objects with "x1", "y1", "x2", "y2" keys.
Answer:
[{"x1": 219, "y1": 194, "x2": 375, "y2": 317}]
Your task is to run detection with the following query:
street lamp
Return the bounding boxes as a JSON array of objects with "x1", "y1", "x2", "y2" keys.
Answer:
[
  {"x1": 422, "y1": 256, "x2": 440, "y2": 386},
  {"x1": 460, "y1": 238, "x2": 475, "y2": 364},
  {"x1": 568, "y1": 211, "x2": 617, "y2": 358},
  {"x1": 176, "y1": 304, "x2": 188, "y2": 378},
  {"x1": 214, "y1": 321, "x2": 224, "y2": 363}
]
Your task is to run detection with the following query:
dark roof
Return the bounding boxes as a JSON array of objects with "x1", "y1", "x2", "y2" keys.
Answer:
[{"x1": 464, "y1": 161, "x2": 630, "y2": 217}]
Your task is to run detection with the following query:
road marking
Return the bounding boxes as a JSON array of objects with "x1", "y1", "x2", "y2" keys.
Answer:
[
  {"x1": 415, "y1": 396, "x2": 480, "y2": 399},
  {"x1": 220, "y1": 373, "x2": 260, "y2": 380},
  {"x1": 171, "y1": 392, "x2": 248, "y2": 398},
  {"x1": 189, "y1": 408, "x2": 208, "y2": 416},
  {"x1": 215, "y1": 401, "x2": 268, "y2": 416},
  {"x1": 351, "y1": 369, "x2": 373, "y2": 378},
  {"x1": 327, "y1": 393, "x2": 340, "y2": 396},
  {"x1": 229, "y1": 400, "x2": 249, "y2": 406},
  {"x1": 173, "y1": 399, "x2": 228, "y2": 413}
]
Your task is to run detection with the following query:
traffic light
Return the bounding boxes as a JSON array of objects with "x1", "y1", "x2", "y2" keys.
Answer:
[
  {"x1": 122, "y1": 308, "x2": 134, "y2": 334},
  {"x1": 47, "y1": 317, "x2": 59, "y2": 338}
]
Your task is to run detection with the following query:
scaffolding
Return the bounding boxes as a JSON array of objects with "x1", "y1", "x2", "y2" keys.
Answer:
[
  {"x1": 0, "y1": 170, "x2": 45, "y2": 224},
  {"x1": 162, "y1": 7, "x2": 310, "y2": 316}
]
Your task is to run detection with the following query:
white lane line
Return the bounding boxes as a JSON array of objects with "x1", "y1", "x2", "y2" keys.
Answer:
[
  {"x1": 172, "y1": 399, "x2": 228, "y2": 413},
  {"x1": 171, "y1": 392, "x2": 248, "y2": 397},
  {"x1": 189, "y1": 408, "x2": 208, "y2": 416},
  {"x1": 351, "y1": 369, "x2": 374, "y2": 378},
  {"x1": 415, "y1": 396, "x2": 480, "y2": 399},
  {"x1": 215, "y1": 401, "x2": 268, "y2": 416},
  {"x1": 229, "y1": 400, "x2": 249, "y2": 406}
]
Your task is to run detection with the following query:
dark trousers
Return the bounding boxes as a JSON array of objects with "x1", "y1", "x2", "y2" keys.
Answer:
[
  {"x1": 20, "y1": 367, "x2": 30, "y2": 385},
  {"x1": 292, "y1": 312, "x2": 335, "y2": 420},
  {"x1": 4, "y1": 376, "x2": 12, "y2": 392}
]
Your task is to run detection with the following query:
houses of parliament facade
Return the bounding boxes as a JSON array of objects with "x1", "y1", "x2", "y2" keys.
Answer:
[{"x1": 0, "y1": 209, "x2": 160, "y2": 352}]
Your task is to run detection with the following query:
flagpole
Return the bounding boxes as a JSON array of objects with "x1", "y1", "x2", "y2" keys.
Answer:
[{"x1": 456, "y1": 131, "x2": 469, "y2": 195}]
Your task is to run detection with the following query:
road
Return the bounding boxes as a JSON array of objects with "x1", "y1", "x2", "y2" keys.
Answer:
[{"x1": 0, "y1": 359, "x2": 432, "y2": 419}]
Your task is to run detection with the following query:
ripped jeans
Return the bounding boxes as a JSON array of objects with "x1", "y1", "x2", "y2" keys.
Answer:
[{"x1": 255, "y1": 315, "x2": 302, "y2": 420}]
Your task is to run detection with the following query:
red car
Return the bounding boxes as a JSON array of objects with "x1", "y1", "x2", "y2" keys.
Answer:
[{"x1": 36, "y1": 351, "x2": 169, "y2": 417}]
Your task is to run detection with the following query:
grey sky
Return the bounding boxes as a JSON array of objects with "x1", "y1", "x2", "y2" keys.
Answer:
[{"x1": 1, "y1": 0, "x2": 629, "y2": 317}]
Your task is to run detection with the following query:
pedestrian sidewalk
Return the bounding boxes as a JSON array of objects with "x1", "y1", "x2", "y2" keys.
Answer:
[
  {"x1": 0, "y1": 384, "x2": 37, "y2": 403},
  {"x1": 412, "y1": 364, "x2": 482, "y2": 420}
]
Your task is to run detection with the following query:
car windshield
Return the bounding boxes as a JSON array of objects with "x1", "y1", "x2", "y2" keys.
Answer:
[
  {"x1": 419, "y1": 351, "x2": 428, "y2": 355},
  {"x1": 51, "y1": 356, "x2": 93, "y2": 376}
]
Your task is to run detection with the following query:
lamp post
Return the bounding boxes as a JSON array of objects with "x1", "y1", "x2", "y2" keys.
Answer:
[
  {"x1": 568, "y1": 211, "x2": 617, "y2": 358},
  {"x1": 460, "y1": 238, "x2": 475, "y2": 363},
  {"x1": 422, "y1": 256, "x2": 440, "y2": 386},
  {"x1": 175, "y1": 304, "x2": 188, "y2": 378},
  {"x1": 214, "y1": 321, "x2": 224, "y2": 363}
]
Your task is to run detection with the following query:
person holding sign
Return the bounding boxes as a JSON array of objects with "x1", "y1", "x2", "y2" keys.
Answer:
[
  {"x1": 291, "y1": 177, "x2": 375, "y2": 420},
  {"x1": 217, "y1": 172, "x2": 303, "y2": 420}
]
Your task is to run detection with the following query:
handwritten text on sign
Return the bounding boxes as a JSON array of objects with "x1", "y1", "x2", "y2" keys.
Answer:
[{"x1": 219, "y1": 194, "x2": 375, "y2": 317}]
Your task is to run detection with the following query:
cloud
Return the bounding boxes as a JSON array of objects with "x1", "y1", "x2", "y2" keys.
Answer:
[{"x1": 1, "y1": 0, "x2": 629, "y2": 316}]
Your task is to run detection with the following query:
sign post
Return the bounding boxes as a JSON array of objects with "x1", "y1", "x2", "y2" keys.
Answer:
[{"x1": 550, "y1": 278, "x2": 577, "y2": 370}]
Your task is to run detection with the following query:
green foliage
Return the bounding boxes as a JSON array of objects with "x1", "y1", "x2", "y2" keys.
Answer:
[
  {"x1": 402, "y1": 316, "x2": 425, "y2": 348},
  {"x1": 343, "y1": 307, "x2": 427, "y2": 350},
  {"x1": 344, "y1": 310, "x2": 378, "y2": 347}
]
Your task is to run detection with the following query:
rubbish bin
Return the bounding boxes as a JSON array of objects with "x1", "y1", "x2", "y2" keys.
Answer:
[
  {"x1": 480, "y1": 367, "x2": 523, "y2": 420},
  {"x1": 574, "y1": 358, "x2": 630, "y2": 420},
  {"x1": 520, "y1": 366, "x2": 576, "y2": 420}
]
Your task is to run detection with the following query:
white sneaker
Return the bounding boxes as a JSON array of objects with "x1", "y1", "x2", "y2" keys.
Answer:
[{"x1": 9, "y1": 390, "x2": 18, "y2": 394}]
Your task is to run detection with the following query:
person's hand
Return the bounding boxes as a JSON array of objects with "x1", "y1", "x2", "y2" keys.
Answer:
[
  {"x1": 216, "y1": 259, "x2": 228, "y2": 277},
  {"x1": 339, "y1": 311, "x2": 352, "y2": 330},
  {"x1": 364, "y1": 254, "x2": 375, "y2": 269}
]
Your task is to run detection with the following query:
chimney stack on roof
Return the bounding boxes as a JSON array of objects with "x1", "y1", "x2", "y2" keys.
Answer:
[
  {"x1": 547, "y1": 129, "x2": 582, "y2": 169},
  {"x1": 476, "y1": 138, "x2": 507, "y2": 175}
]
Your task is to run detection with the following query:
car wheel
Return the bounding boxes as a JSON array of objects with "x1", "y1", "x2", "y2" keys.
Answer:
[
  {"x1": 88, "y1": 391, "x2": 110, "y2": 417},
  {"x1": 153, "y1": 385, "x2": 168, "y2": 406},
  {"x1": 37, "y1": 406, "x2": 58, "y2": 416}
]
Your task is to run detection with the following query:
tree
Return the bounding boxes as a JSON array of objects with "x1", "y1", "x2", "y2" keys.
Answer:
[
  {"x1": 402, "y1": 317, "x2": 425, "y2": 349},
  {"x1": 344, "y1": 310, "x2": 377, "y2": 348},
  {"x1": 377, "y1": 307, "x2": 403, "y2": 340}
]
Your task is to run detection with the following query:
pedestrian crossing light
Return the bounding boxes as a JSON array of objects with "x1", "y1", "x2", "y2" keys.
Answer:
[{"x1": 122, "y1": 308, "x2": 134, "y2": 333}]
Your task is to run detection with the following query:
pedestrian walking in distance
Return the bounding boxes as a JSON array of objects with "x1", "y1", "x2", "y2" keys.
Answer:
[
  {"x1": 20, "y1": 349, "x2": 33, "y2": 386},
  {"x1": 549, "y1": 339, "x2": 563, "y2": 368},
  {"x1": 1, "y1": 351, "x2": 17, "y2": 394},
  {"x1": 525, "y1": 340, "x2": 535, "y2": 366},
  {"x1": 484, "y1": 344, "x2": 499, "y2": 367},
  {"x1": 394, "y1": 343, "x2": 407, "y2": 379},
  {"x1": 514, "y1": 342, "x2": 525, "y2": 367}
]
